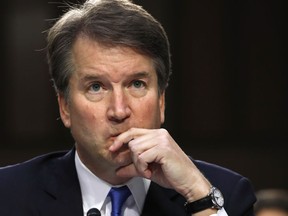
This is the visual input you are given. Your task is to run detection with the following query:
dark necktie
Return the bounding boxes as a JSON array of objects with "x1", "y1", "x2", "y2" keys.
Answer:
[{"x1": 108, "y1": 185, "x2": 131, "y2": 216}]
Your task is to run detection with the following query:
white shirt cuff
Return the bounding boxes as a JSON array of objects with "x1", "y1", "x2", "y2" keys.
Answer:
[{"x1": 210, "y1": 207, "x2": 228, "y2": 216}]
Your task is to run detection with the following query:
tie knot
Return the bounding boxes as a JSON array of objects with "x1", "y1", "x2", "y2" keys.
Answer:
[{"x1": 109, "y1": 185, "x2": 131, "y2": 216}]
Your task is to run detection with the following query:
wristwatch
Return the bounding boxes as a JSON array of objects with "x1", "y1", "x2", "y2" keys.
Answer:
[{"x1": 184, "y1": 186, "x2": 224, "y2": 214}]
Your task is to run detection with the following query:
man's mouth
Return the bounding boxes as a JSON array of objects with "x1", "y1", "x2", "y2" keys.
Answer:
[
  {"x1": 108, "y1": 132, "x2": 127, "y2": 147},
  {"x1": 109, "y1": 133, "x2": 121, "y2": 141}
]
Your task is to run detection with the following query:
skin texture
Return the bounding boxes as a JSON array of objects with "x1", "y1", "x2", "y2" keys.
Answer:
[{"x1": 58, "y1": 35, "x2": 214, "y2": 215}]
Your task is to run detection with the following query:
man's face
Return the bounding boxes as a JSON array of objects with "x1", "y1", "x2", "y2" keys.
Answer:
[{"x1": 58, "y1": 36, "x2": 165, "y2": 177}]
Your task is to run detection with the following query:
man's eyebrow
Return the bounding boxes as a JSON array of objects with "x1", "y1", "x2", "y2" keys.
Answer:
[
  {"x1": 128, "y1": 71, "x2": 151, "y2": 79},
  {"x1": 79, "y1": 74, "x2": 102, "y2": 82},
  {"x1": 79, "y1": 71, "x2": 151, "y2": 82}
]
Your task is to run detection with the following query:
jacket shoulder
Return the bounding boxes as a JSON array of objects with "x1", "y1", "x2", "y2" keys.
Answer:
[
  {"x1": 193, "y1": 159, "x2": 257, "y2": 216},
  {"x1": 0, "y1": 150, "x2": 69, "y2": 188},
  {"x1": 0, "y1": 149, "x2": 83, "y2": 215}
]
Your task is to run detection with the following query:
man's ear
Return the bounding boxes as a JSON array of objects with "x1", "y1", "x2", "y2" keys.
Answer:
[
  {"x1": 57, "y1": 93, "x2": 71, "y2": 128},
  {"x1": 160, "y1": 91, "x2": 165, "y2": 124}
]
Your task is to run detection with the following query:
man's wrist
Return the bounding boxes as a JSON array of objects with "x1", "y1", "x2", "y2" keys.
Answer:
[
  {"x1": 184, "y1": 186, "x2": 224, "y2": 214},
  {"x1": 183, "y1": 179, "x2": 211, "y2": 202}
]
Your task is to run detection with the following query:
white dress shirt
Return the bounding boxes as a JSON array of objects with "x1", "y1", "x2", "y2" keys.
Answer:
[
  {"x1": 75, "y1": 151, "x2": 228, "y2": 216},
  {"x1": 75, "y1": 152, "x2": 150, "y2": 216}
]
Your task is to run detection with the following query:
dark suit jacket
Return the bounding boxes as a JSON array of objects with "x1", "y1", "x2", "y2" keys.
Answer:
[{"x1": 0, "y1": 149, "x2": 256, "y2": 216}]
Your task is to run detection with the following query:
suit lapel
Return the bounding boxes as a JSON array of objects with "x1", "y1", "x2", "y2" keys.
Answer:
[
  {"x1": 39, "y1": 149, "x2": 83, "y2": 216},
  {"x1": 141, "y1": 182, "x2": 187, "y2": 216}
]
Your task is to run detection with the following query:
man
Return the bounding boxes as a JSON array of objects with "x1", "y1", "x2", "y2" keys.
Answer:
[{"x1": 0, "y1": 0, "x2": 256, "y2": 215}]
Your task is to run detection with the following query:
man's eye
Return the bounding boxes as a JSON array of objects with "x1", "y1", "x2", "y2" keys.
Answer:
[
  {"x1": 132, "y1": 80, "x2": 145, "y2": 88},
  {"x1": 90, "y1": 83, "x2": 101, "y2": 92}
]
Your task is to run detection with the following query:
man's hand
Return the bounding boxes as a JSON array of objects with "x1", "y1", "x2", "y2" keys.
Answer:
[{"x1": 109, "y1": 128, "x2": 211, "y2": 202}]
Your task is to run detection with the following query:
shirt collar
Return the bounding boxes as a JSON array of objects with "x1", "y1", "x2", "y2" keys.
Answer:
[{"x1": 75, "y1": 151, "x2": 151, "y2": 212}]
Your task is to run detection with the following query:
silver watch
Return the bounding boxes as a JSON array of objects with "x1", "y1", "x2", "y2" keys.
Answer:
[{"x1": 184, "y1": 186, "x2": 224, "y2": 214}]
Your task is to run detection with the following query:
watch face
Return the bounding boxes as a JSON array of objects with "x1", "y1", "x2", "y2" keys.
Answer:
[{"x1": 212, "y1": 187, "x2": 224, "y2": 207}]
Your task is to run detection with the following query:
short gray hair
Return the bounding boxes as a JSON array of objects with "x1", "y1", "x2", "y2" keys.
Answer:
[{"x1": 46, "y1": 0, "x2": 172, "y2": 99}]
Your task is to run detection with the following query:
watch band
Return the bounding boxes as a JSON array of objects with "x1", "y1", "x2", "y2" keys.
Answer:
[
  {"x1": 184, "y1": 186, "x2": 224, "y2": 214},
  {"x1": 184, "y1": 195, "x2": 214, "y2": 214}
]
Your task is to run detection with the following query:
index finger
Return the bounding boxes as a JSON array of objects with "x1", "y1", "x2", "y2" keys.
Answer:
[{"x1": 109, "y1": 128, "x2": 147, "y2": 152}]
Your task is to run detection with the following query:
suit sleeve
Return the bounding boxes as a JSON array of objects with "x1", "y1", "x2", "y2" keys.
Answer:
[
  {"x1": 193, "y1": 159, "x2": 257, "y2": 216},
  {"x1": 224, "y1": 177, "x2": 256, "y2": 216}
]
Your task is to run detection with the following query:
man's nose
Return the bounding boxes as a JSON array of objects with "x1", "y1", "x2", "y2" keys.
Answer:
[{"x1": 107, "y1": 89, "x2": 131, "y2": 123}]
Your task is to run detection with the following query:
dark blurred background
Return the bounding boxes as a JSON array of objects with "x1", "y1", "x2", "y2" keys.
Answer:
[{"x1": 1, "y1": 0, "x2": 287, "y2": 192}]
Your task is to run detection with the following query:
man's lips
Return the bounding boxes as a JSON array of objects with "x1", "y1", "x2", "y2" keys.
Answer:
[
  {"x1": 109, "y1": 133, "x2": 121, "y2": 141},
  {"x1": 109, "y1": 133, "x2": 129, "y2": 150}
]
